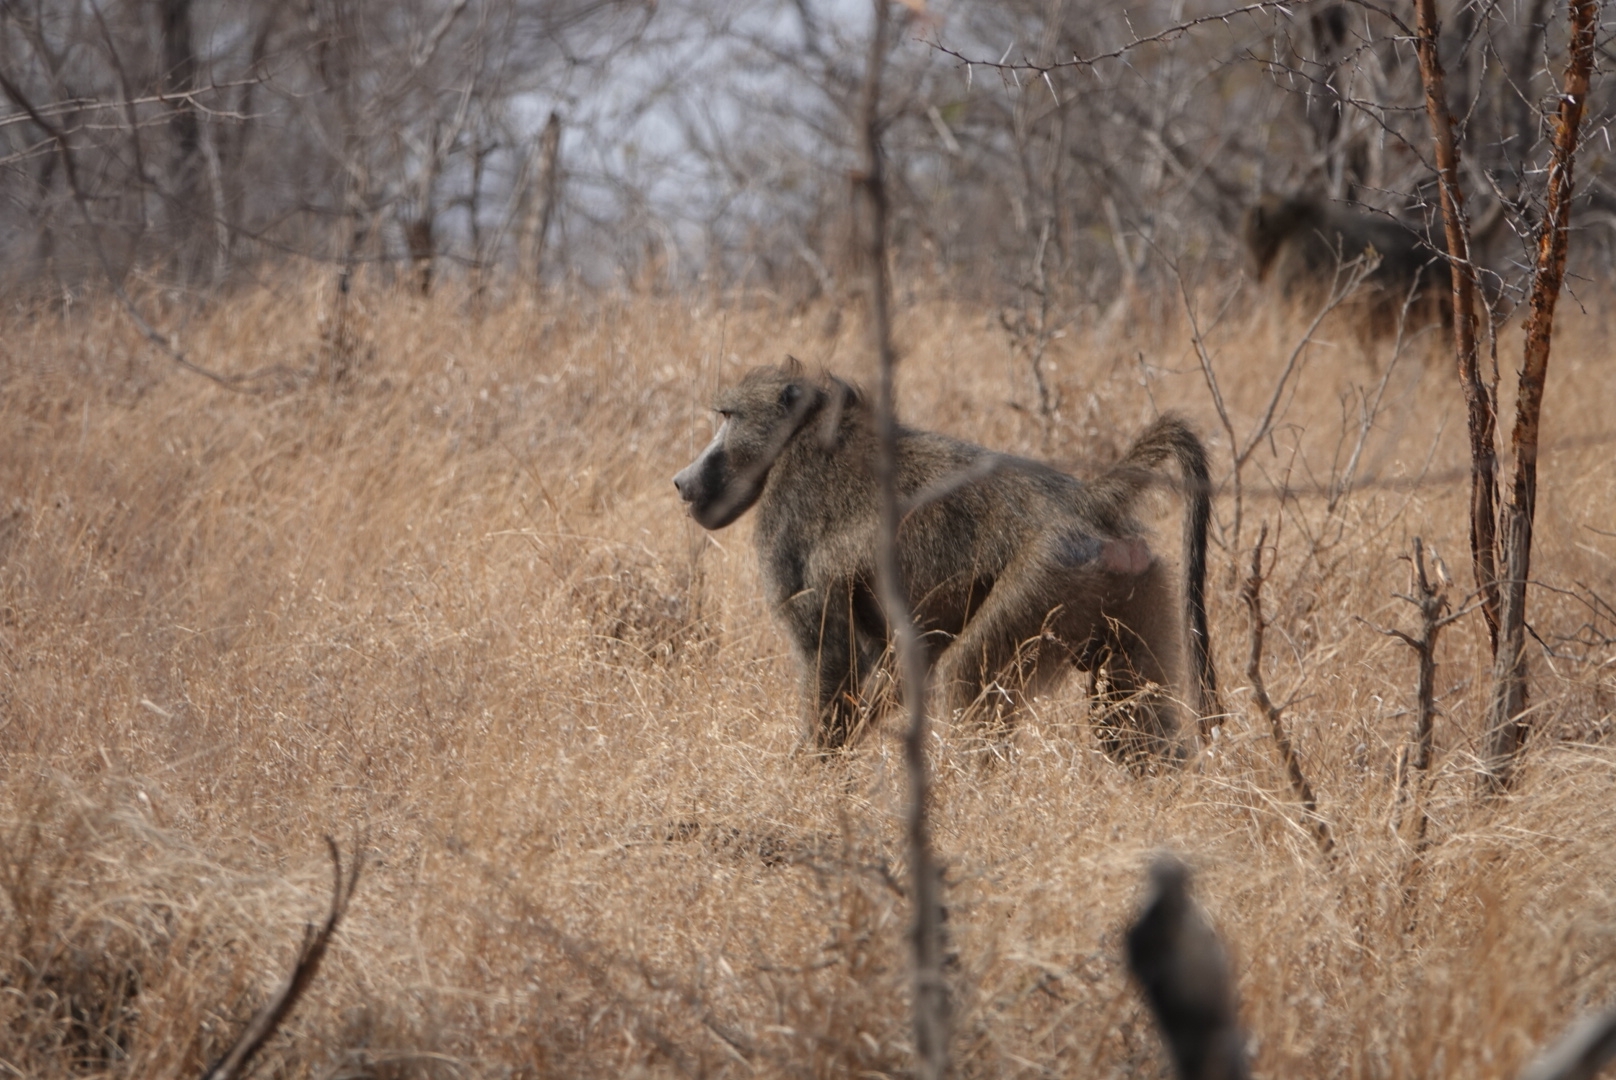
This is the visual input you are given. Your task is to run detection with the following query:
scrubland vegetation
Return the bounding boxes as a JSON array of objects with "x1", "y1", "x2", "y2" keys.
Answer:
[{"x1": 2, "y1": 282, "x2": 1614, "y2": 1078}]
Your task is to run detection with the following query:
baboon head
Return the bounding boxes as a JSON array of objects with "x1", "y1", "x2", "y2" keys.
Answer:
[
  {"x1": 1240, "y1": 195, "x2": 1317, "y2": 279},
  {"x1": 673, "y1": 361, "x2": 834, "y2": 530}
]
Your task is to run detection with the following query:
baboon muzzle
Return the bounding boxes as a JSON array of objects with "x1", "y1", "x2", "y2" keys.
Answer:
[{"x1": 673, "y1": 430, "x2": 758, "y2": 531}]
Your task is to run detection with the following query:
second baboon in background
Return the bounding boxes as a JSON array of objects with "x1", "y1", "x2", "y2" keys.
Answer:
[
  {"x1": 1242, "y1": 194, "x2": 1448, "y2": 328},
  {"x1": 673, "y1": 362, "x2": 1220, "y2": 764}
]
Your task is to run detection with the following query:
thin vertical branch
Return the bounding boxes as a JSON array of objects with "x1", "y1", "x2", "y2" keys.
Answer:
[
  {"x1": 1407, "y1": 539, "x2": 1448, "y2": 776},
  {"x1": 1241, "y1": 523, "x2": 1333, "y2": 856},
  {"x1": 1377, "y1": 539, "x2": 1470, "y2": 846},
  {"x1": 855, "y1": 3, "x2": 947, "y2": 1077},
  {"x1": 1484, "y1": 0, "x2": 1601, "y2": 792},
  {"x1": 1413, "y1": 0, "x2": 1502, "y2": 654},
  {"x1": 0, "y1": 68, "x2": 250, "y2": 389}
]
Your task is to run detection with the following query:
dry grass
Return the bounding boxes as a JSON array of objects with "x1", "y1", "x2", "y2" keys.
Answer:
[{"x1": 2, "y1": 279, "x2": 1614, "y2": 1079}]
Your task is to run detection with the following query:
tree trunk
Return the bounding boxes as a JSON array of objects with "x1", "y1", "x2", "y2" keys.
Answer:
[
  {"x1": 526, "y1": 111, "x2": 563, "y2": 287},
  {"x1": 1483, "y1": 0, "x2": 1600, "y2": 791},
  {"x1": 160, "y1": 0, "x2": 202, "y2": 281},
  {"x1": 1413, "y1": 0, "x2": 1502, "y2": 656}
]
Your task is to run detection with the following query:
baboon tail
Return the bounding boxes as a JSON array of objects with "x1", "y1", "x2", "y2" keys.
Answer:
[{"x1": 1103, "y1": 417, "x2": 1221, "y2": 726}]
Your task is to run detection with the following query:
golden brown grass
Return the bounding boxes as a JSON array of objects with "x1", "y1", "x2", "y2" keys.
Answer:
[{"x1": 2, "y1": 279, "x2": 1613, "y2": 1078}]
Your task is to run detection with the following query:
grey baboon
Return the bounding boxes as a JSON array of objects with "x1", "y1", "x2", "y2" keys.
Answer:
[
  {"x1": 1241, "y1": 194, "x2": 1448, "y2": 326},
  {"x1": 673, "y1": 362, "x2": 1219, "y2": 762}
]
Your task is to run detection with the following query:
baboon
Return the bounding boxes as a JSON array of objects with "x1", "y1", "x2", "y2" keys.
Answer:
[
  {"x1": 1241, "y1": 194, "x2": 1448, "y2": 327},
  {"x1": 673, "y1": 362, "x2": 1220, "y2": 762}
]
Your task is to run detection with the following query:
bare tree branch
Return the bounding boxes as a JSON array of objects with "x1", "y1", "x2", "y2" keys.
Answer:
[
  {"x1": 1241, "y1": 522, "x2": 1334, "y2": 857},
  {"x1": 930, "y1": 2, "x2": 1295, "y2": 73}
]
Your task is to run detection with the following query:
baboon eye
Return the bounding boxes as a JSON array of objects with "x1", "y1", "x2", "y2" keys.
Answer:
[{"x1": 779, "y1": 384, "x2": 800, "y2": 409}]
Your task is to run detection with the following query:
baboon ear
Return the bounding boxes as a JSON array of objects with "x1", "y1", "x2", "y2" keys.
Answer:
[{"x1": 783, "y1": 355, "x2": 805, "y2": 376}]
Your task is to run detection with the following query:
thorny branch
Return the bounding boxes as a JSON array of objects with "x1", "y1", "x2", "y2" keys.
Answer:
[
  {"x1": 1371, "y1": 539, "x2": 1478, "y2": 847},
  {"x1": 1179, "y1": 247, "x2": 1377, "y2": 559},
  {"x1": 0, "y1": 67, "x2": 286, "y2": 390},
  {"x1": 930, "y1": 2, "x2": 1295, "y2": 74},
  {"x1": 1326, "y1": 277, "x2": 1426, "y2": 515}
]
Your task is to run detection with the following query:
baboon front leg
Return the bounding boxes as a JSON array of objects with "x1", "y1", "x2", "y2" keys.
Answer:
[{"x1": 784, "y1": 582, "x2": 882, "y2": 750}]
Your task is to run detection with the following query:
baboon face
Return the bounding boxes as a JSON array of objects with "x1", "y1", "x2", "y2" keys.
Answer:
[{"x1": 673, "y1": 366, "x2": 815, "y2": 530}]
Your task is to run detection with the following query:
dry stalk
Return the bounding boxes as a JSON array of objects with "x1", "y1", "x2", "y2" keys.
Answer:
[
  {"x1": 1240, "y1": 522, "x2": 1333, "y2": 857},
  {"x1": 856, "y1": 2, "x2": 948, "y2": 1077},
  {"x1": 1000, "y1": 219, "x2": 1061, "y2": 443},
  {"x1": 526, "y1": 111, "x2": 564, "y2": 289},
  {"x1": 1484, "y1": 0, "x2": 1602, "y2": 792},
  {"x1": 0, "y1": 67, "x2": 280, "y2": 391}
]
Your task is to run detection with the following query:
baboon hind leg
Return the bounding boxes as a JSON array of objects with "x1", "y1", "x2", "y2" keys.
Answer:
[
  {"x1": 1089, "y1": 650, "x2": 1183, "y2": 767},
  {"x1": 933, "y1": 571, "x2": 1070, "y2": 727},
  {"x1": 1086, "y1": 563, "x2": 1190, "y2": 767}
]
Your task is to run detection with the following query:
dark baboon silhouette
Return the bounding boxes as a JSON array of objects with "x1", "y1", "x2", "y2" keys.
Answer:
[
  {"x1": 1241, "y1": 194, "x2": 1449, "y2": 327},
  {"x1": 673, "y1": 362, "x2": 1220, "y2": 762}
]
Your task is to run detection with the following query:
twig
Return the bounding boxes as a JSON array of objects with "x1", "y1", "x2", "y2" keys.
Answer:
[
  {"x1": 201, "y1": 837, "x2": 363, "y2": 1080},
  {"x1": 0, "y1": 67, "x2": 280, "y2": 391},
  {"x1": 1237, "y1": 254, "x2": 1379, "y2": 469},
  {"x1": 1241, "y1": 523, "x2": 1333, "y2": 857},
  {"x1": 1326, "y1": 274, "x2": 1423, "y2": 514},
  {"x1": 1394, "y1": 540, "x2": 1458, "y2": 775},
  {"x1": 1180, "y1": 249, "x2": 1374, "y2": 564}
]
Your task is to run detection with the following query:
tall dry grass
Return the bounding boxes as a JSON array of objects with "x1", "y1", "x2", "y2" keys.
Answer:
[{"x1": 1, "y1": 280, "x2": 1613, "y2": 1078}]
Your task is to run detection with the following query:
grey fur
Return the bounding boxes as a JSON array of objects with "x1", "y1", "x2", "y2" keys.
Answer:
[{"x1": 674, "y1": 362, "x2": 1220, "y2": 762}]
